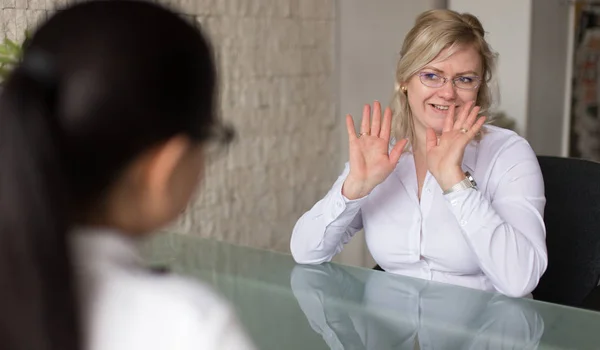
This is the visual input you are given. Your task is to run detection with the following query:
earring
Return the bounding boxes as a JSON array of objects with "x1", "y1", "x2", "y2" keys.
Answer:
[{"x1": 401, "y1": 86, "x2": 407, "y2": 93}]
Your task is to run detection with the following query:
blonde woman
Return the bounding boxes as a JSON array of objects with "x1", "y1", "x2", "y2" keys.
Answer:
[{"x1": 290, "y1": 9, "x2": 547, "y2": 298}]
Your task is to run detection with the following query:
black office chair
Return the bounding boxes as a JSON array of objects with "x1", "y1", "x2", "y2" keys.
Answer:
[
  {"x1": 532, "y1": 156, "x2": 600, "y2": 308},
  {"x1": 373, "y1": 156, "x2": 600, "y2": 309}
]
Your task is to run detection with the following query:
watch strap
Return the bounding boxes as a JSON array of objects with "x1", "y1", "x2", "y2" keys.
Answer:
[{"x1": 443, "y1": 172, "x2": 477, "y2": 195}]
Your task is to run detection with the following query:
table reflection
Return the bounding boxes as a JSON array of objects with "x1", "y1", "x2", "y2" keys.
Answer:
[{"x1": 290, "y1": 264, "x2": 544, "y2": 350}]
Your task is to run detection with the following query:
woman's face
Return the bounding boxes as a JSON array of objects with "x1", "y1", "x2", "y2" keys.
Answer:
[{"x1": 405, "y1": 44, "x2": 482, "y2": 136}]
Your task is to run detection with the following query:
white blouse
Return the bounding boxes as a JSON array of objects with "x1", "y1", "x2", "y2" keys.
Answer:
[
  {"x1": 290, "y1": 125, "x2": 548, "y2": 297},
  {"x1": 71, "y1": 228, "x2": 256, "y2": 350}
]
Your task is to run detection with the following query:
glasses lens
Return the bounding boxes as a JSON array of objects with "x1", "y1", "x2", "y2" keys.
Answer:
[
  {"x1": 454, "y1": 76, "x2": 480, "y2": 90},
  {"x1": 419, "y1": 73, "x2": 444, "y2": 88}
]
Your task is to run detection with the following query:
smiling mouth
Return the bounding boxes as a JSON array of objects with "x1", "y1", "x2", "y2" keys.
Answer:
[{"x1": 430, "y1": 104, "x2": 459, "y2": 111}]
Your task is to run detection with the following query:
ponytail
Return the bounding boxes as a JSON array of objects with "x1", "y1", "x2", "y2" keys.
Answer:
[{"x1": 0, "y1": 57, "x2": 80, "y2": 350}]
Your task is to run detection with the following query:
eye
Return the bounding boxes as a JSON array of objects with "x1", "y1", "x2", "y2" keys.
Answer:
[
  {"x1": 457, "y1": 76, "x2": 475, "y2": 84},
  {"x1": 422, "y1": 73, "x2": 441, "y2": 81}
]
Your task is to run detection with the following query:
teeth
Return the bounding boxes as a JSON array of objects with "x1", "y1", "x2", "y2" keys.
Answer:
[{"x1": 433, "y1": 104, "x2": 449, "y2": 110}]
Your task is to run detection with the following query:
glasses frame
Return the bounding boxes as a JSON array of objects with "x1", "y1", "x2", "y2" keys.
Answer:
[{"x1": 417, "y1": 72, "x2": 482, "y2": 91}]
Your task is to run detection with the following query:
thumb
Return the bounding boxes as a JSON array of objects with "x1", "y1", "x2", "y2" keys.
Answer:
[
  {"x1": 425, "y1": 128, "x2": 438, "y2": 152},
  {"x1": 389, "y1": 138, "x2": 408, "y2": 165}
]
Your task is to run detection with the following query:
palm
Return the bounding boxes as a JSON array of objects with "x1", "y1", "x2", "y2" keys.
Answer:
[
  {"x1": 425, "y1": 102, "x2": 487, "y2": 190},
  {"x1": 343, "y1": 102, "x2": 407, "y2": 198},
  {"x1": 426, "y1": 131, "x2": 468, "y2": 175},
  {"x1": 349, "y1": 133, "x2": 395, "y2": 184}
]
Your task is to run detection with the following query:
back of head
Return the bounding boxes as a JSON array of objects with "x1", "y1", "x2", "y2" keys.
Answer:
[
  {"x1": 0, "y1": 1, "x2": 225, "y2": 349},
  {"x1": 391, "y1": 9, "x2": 497, "y2": 143}
]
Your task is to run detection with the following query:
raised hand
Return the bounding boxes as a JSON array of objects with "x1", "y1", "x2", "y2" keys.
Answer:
[
  {"x1": 425, "y1": 101, "x2": 486, "y2": 191},
  {"x1": 342, "y1": 101, "x2": 408, "y2": 200}
]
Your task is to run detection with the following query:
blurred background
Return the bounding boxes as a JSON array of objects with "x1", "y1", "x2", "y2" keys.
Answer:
[{"x1": 0, "y1": 0, "x2": 592, "y2": 267}]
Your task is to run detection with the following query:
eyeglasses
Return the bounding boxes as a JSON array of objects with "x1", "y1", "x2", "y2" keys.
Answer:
[{"x1": 418, "y1": 72, "x2": 481, "y2": 90}]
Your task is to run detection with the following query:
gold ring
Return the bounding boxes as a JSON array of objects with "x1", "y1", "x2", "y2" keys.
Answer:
[
  {"x1": 358, "y1": 132, "x2": 370, "y2": 138},
  {"x1": 460, "y1": 128, "x2": 468, "y2": 133}
]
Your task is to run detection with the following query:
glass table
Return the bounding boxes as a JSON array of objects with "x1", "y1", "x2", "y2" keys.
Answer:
[{"x1": 142, "y1": 233, "x2": 600, "y2": 350}]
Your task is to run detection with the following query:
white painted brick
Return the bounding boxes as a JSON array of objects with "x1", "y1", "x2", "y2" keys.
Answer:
[
  {"x1": 266, "y1": 19, "x2": 301, "y2": 47},
  {"x1": 301, "y1": 47, "x2": 332, "y2": 74},
  {"x1": 26, "y1": 0, "x2": 46, "y2": 10},
  {"x1": 294, "y1": 0, "x2": 334, "y2": 19},
  {"x1": 226, "y1": 137, "x2": 265, "y2": 170},
  {"x1": 265, "y1": 47, "x2": 303, "y2": 76},
  {"x1": 2, "y1": 9, "x2": 17, "y2": 41},
  {"x1": 300, "y1": 20, "x2": 332, "y2": 47},
  {"x1": 47, "y1": 0, "x2": 65, "y2": 10},
  {"x1": 24, "y1": 9, "x2": 46, "y2": 31},
  {"x1": 160, "y1": 0, "x2": 197, "y2": 16},
  {"x1": 215, "y1": 0, "x2": 291, "y2": 17},
  {"x1": 13, "y1": 8, "x2": 25, "y2": 39},
  {"x1": 14, "y1": 0, "x2": 25, "y2": 9},
  {"x1": 194, "y1": 0, "x2": 214, "y2": 15},
  {"x1": 2, "y1": 0, "x2": 15, "y2": 8}
]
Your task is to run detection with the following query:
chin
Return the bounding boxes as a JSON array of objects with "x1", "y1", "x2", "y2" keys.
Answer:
[{"x1": 424, "y1": 120, "x2": 445, "y2": 134}]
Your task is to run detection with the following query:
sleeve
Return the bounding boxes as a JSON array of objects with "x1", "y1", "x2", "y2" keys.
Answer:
[
  {"x1": 290, "y1": 162, "x2": 366, "y2": 264},
  {"x1": 443, "y1": 138, "x2": 548, "y2": 297}
]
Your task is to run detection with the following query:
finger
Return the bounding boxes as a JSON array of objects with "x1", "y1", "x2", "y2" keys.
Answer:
[
  {"x1": 467, "y1": 116, "x2": 487, "y2": 137},
  {"x1": 389, "y1": 138, "x2": 408, "y2": 165},
  {"x1": 425, "y1": 127, "x2": 438, "y2": 152},
  {"x1": 346, "y1": 114, "x2": 358, "y2": 141},
  {"x1": 371, "y1": 101, "x2": 382, "y2": 137},
  {"x1": 361, "y1": 104, "x2": 371, "y2": 134},
  {"x1": 443, "y1": 105, "x2": 454, "y2": 132},
  {"x1": 456, "y1": 117, "x2": 486, "y2": 150},
  {"x1": 454, "y1": 100, "x2": 474, "y2": 130},
  {"x1": 380, "y1": 106, "x2": 393, "y2": 142},
  {"x1": 463, "y1": 105, "x2": 481, "y2": 129}
]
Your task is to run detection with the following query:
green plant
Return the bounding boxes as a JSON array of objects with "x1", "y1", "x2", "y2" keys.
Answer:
[{"x1": 0, "y1": 30, "x2": 31, "y2": 82}]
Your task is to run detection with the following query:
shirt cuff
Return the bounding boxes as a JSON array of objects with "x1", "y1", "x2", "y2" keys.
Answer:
[
  {"x1": 342, "y1": 192, "x2": 368, "y2": 204},
  {"x1": 443, "y1": 187, "x2": 474, "y2": 206},
  {"x1": 443, "y1": 187, "x2": 478, "y2": 230},
  {"x1": 323, "y1": 186, "x2": 367, "y2": 224}
]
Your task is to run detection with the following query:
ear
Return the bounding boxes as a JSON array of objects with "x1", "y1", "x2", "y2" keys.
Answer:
[
  {"x1": 137, "y1": 135, "x2": 195, "y2": 227},
  {"x1": 146, "y1": 136, "x2": 192, "y2": 199}
]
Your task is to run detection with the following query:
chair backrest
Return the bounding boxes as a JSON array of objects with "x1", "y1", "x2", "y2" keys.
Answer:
[{"x1": 533, "y1": 156, "x2": 600, "y2": 306}]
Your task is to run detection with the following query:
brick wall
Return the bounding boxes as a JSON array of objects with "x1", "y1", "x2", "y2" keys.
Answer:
[{"x1": 1, "y1": 0, "x2": 340, "y2": 253}]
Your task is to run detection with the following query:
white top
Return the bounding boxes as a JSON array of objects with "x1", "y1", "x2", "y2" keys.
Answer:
[
  {"x1": 290, "y1": 125, "x2": 548, "y2": 298},
  {"x1": 71, "y1": 228, "x2": 256, "y2": 350}
]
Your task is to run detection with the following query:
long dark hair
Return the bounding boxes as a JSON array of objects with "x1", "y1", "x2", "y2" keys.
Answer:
[{"x1": 0, "y1": 1, "x2": 230, "y2": 349}]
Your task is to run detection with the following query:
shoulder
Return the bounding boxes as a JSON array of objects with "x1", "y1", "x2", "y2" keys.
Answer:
[
  {"x1": 479, "y1": 125, "x2": 530, "y2": 152},
  {"x1": 472, "y1": 125, "x2": 543, "y2": 193},
  {"x1": 476, "y1": 125, "x2": 537, "y2": 165},
  {"x1": 89, "y1": 269, "x2": 254, "y2": 349}
]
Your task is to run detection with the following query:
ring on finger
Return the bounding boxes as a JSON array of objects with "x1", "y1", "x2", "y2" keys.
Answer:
[
  {"x1": 358, "y1": 132, "x2": 370, "y2": 138},
  {"x1": 459, "y1": 127, "x2": 468, "y2": 134}
]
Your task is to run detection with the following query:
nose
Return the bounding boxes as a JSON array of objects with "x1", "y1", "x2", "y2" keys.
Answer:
[{"x1": 437, "y1": 80, "x2": 457, "y2": 101}]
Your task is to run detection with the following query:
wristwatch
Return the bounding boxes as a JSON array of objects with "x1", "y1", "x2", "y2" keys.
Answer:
[{"x1": 443, "y1": 171, "x2": 478, "y2": 195}]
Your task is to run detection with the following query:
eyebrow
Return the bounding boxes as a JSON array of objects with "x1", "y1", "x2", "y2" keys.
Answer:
[{"x1": 422, "y1": 66, "x2": 480, "y2": 76}]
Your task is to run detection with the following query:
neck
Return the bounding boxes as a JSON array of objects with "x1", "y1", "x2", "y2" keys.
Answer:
[{"x1": 412, "y1": 127, "x2": 428, "y2": 159}]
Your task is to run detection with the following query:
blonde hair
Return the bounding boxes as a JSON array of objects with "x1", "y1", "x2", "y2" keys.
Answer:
[{"x1": 390, "y1": 9, "x2": 498, "y2": 147}]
